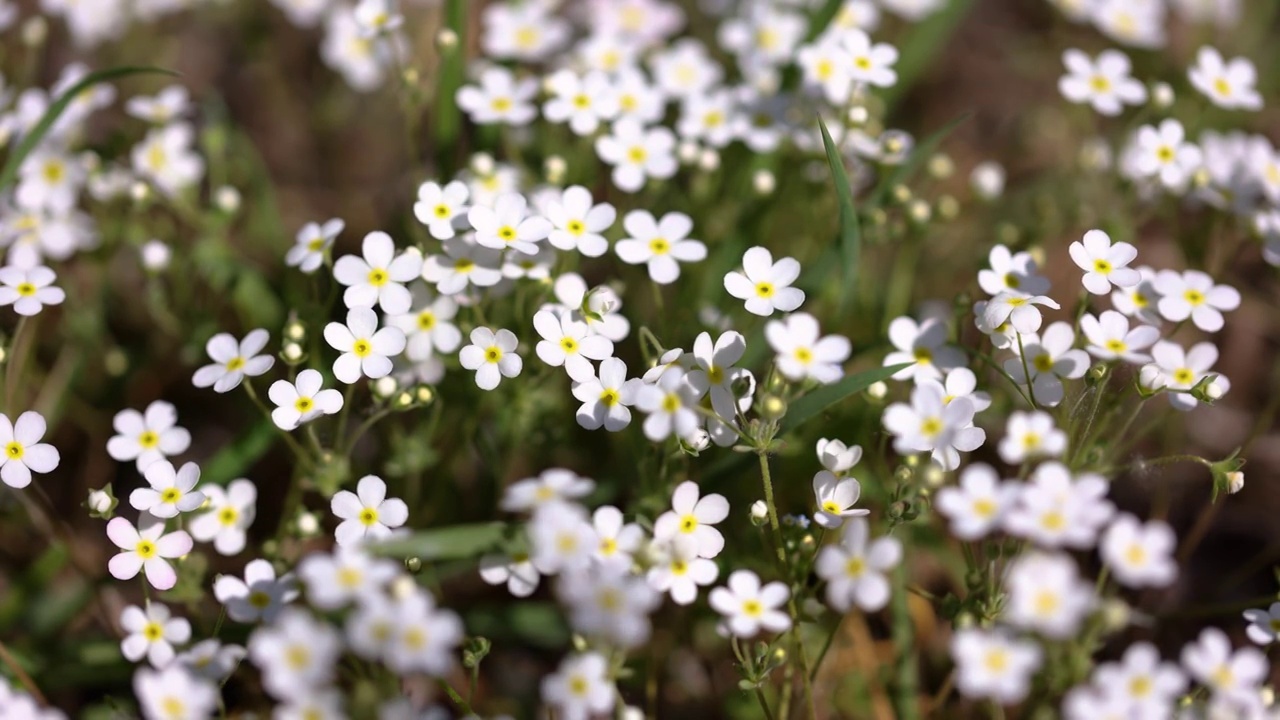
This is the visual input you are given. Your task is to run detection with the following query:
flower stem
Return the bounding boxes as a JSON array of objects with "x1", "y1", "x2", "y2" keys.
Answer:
[
  {"x1": 3, "y1": 316, "x2": 31, "y2": 413},
  {"x1": 243, "y1": 381, "x2": 311, "y2": 465}
]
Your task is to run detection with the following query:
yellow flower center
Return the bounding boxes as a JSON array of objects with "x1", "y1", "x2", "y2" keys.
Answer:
[
  {"x1": 648, "y1": 237, "x2": 670, "y2": 254},
  {"x1": 661, "y1": 392, "x2": 680, "y2": 413},
  {"x1": 514, "y1": 26, "x2": 538, "y2": 48},
  {"x1": 1034, "y1": 591, "x2": 1060, "y2": 616},
  {"x1": 707, "y1": 366, "x2": 724, "y2": 385},
  {"x1": 568, "y1": 675, "x2": 589, "y2": 696},
  {"x1": 161, "y1": 488, "x2": 181, "y2": 503},
  {"x1": 1021, "y1": 432, "x2": 1041, "y2": 450},
  {"x1": 1105, "y1": 339, "x2": 1127, "y2": 353},
  {"x1": 1040, "y1": 511, "x2": 1065, "y2": 531},
  {"x1": 754, "y1": 282, "x2": 775, "y2": 298},
  {"x1": 416, "y1": 311, "x2": 436, "y2": 330},
  {"x1": 218, "y1": 506, "x2": 239, "y2": 526},
  {"x1": 1004, "y1": 272, "x2": 1021, "y2": 289},
  {"x1": 913, "y1": 347, "x2": 933, "y2": 363},
  {"x1": 572, "y1": 94, "x2": 591, "y2": 109},
  {"x1": 1124, "y1": 544, "x2": 1146, "y2": 566},
  {"x1": 1211, "y1": 665, "x2": 1234, "y2": 689},
  {"x1": 498, "y1": 226, "x2": 517, "y2": 242},
  {"x1": 490, "y1": 97, "x2": 513, "y2": 112},
  {"x1": 1183, "y1": 289, "x2": 1205, "y2": 306},
  {"x1": 161, "y1": 697, "x2": 185, "y2": 719},
  {"x1": 138, "y1": 430, "x2": 160, "y2": 449},
  {"x1": 845, "y1": 557, "x2": 866, "y2": 577},
  {"x1": 1005, "y1": 296, "x2": 1026, "y2": 307},
  {"x1": 1129, "y1": 675, "x2": 1152, "y2": 697},
  {"x1": 359, "y1": 508, "x2": 379, "y2": 526},
  {"x1": 352, "y1": 339, "x2": 372, "y2": 357},
  {"x1": 249, "y1": 590, "x2": 272, "y2": 609},
  {"x1": 671, "y1": 559, "x2": 688, "y2": 575},
  {"x1": 600, "y1": 538, "x2": 617, "y2": 555},
  {"x1": 454, "y1": 258, "x2": 475, "y2": 273},
  {"x1": 484, "y1": 346, "x2": 503, "y2": 363},
  {"x1": 1213, "y1": 77, "x2": 1231, "y2": 96},
  {"x1": 920, "y1": 417, "x2": 943, "y2": 438},
  {"x1": 627, "y1": 146, "x2": 647, "y2": 163},
  {"x1": 984, "y1": 649, "x2": 1009, "y2": 672},
  {"x1": 816, "y1": 59, "x2": 833, "y2": 80},
  {"x1": 143, "y1": 622, "x2": 164, "y2": 641},
  {"x1": 854, "y1": 56, "x2": 871, "y2": 70},
  {"x1": 1092, "y1": 259, "x2": 1112, "y2": 274},
  {"x1": 679, "y1": 514, "x2": 698, "y2": 533},
  {"x1": 15, "y1": 282, "x2": 36, "y2": 297},
  {"x1": 285, "y1": 645, "x2": 310, "y2": 670},
  {"x1": 1090, "y1": 75, "x2": 1111, "y2": 92},
  {"x1": 42, "y1": 161, "x2": 66, "y2": 183},
  {"x1": 599, "y1": 389, "x2": 619, "y2": 407},
  {"x1": 1173, "y1": 368, "x2": 1194, "y2": 385},
  {"x1": 294, "y1": 396, "x2": 314, "y2": 412},
  {"x1": 742, "y1": 599, "x2": 763, "y2": 617},
  {"x1": 559, "y1": 337, "x2": 578, "y2": 353},
  {"x1": 367, "y1": 269, "x2": 388, "y2": 286},
  {"x1": 225, "y1": 356, "x2": 245, "y2": 371},
  {"x1": 567, "y1": 220, "x2": 585, "y2": 235},
  {"x1": 147, "y1": 146, "x2": 167, "y2": 172},
  {"x1": 794, "y1": 347, "x2": 813, "y2": 364},
  {"x1": 4, "y1": 442, "x2": 22, "y2": 459},
  {"x1": 973, "y1": 498, "x2": 996, "y2": 518},
  {"x1": 337, "y1": 567, "x2": 362, "y2": 588},
  {"x1": 404, "y1": 626, "x2": 427, "y2": 650},
  {"x1": 307, "y1": 236, "x2": 326, "y2": 251},
  {"x1": 432, "y1": 204, "x2": 450, "y2": 218},
  {"x1": 1156, "y1": 146, "x2": 1174, "y2": 163},
  {"x1": 136, "y1": 540, "x2": 157, "y2": 559},
  {"x1": 1033, "y1": 354, "x2": 1054, "y2": 373},
  {"x1": 822, "y1": 500, "x2": 841, "y2": 514}
]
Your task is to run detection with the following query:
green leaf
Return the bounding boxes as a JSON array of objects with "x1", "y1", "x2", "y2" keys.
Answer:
[
  {"x1": 818, "y1": 117, "x2": 862, "y2": 311},
  {"x1": 201, "y1": 416, "x2": 277, "y2": 486},
  {"x1": 0, "y1": 66, "x2": 177, "y2": 193},
  {"x1": 871, "y1": 112, "x2": 971, "y2": 209},
  {"x1": 373, "y1": 522, "x2": 509, "y2": 560},
  {"x1": 779, "y1": 363, "x2": 910, "y2": 435}
]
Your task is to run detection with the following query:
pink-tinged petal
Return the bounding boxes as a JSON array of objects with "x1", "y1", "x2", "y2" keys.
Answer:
[
  {"x1": 20, "y1": 443, "x2": 58, "y2": 473},
  {"x1": 1, "y1": 461, "x2": 30, "y2": 488},
  {"x1": 110, "y1": 552, "x2": 143, "y2": 581},
  {"x1": 143, "y1": 558, "x2": 177, "y2": 590},
  {"x1": 334, "y1": 519, "x2": 366, "y2": 547},
  {"x1": 107, "y1": 517, "x2": 140, "y2": 548},
  {"x1": 155, "y1": 531, "x2": 193, "y2": 557}
]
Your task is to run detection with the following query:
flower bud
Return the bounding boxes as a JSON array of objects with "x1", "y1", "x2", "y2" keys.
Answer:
[
  {"x1": 927, "y1": 153, "x2": 953, "y2": 179},
  {"x1": 1260, "y1": 686, "x2": 1275, "y2": 707},
  {"x1": 1086, "y1": 363, "x2": 1109, "y2": 386},
  {"x1": 922, "y1": 464, "x2": 945, "y2": 489},
  {"x1": 1226, "y1": 470, "x2": 1244, "y2": 494},
  {"x1": 891, "y1": 184, "x2": 912, "y2": 204},
  {"x1": 86, "y1": 485, "x2": 118, "y2": 519},
  {"x1": 130, "y1": 181, "x2": 151, "y2": 203},
  {"x1": 436, "y1": 28, "x2": 459, "y2": 50},
  {"x1": 393, "y1": 391, "x2": 414, "y2": 409},
  {"x1": 21, "y1": 17, "x2": 47, "y2": 47},
  {"x1": 373, "y1": 376, "x2": 398, "y2": 398},
  {"x1": 415, "y1": 385, "x2": 435, "y2": 405},
  {"x1": 1099, "y1": 598, "x2": 1130, "y2": 631},
  {"x1": 284, "y1": 320, "x2": 306, "y2": 341},
  {"x1": 104, "y1": 348, "x2": 129, "y2": 377},
  {"x1": 544, "y1": 155, "x2": 567, "y2": 184},
  {"x1": 1210, "y1": 450, "x2": 1245, "y2": 499},
  {"x1": 1191, "y1": 374, "x2": 1222, "y2": 403},
  {"x1": 907, "y1": 199, "x2": 931, "y2": 224},
  {"x1": 970, "y1": 161, "x2": 1005, "y2": 200},
  {"x1": 1150, "y1": 81, "x2": 1175, "y2": 109},
  {"x1": 296, "y1": 511, "x2": 320, "y2": 536},
  {"x1": 697, "y1": 148, "x2": 720, "y2": 172},
  {"x1": 141, "y1": 240, "x2": 171, "y2": 272},
  {"x1": 760, "y1": 394, "x2": 786, "y2": 420},
  {"x1": 752, "y1": 169, "x2": 776, "y2": 195},
  {"x1": 750, "y1": 500, "x2": 768, "y2": 525},
  {"x1": 677, "y1": 141, "x2": 699, "y2": 164},
  {"x1": 282, "y1": 342, "x2": 304, "y2": 362},
  {"x1": 847, "y1": 105, "x2": 869, "y2": 125},
  {"x1": 866, "y1": 381, "x2": 887, "y2": 400},
  {"x1": 404, "y1": 557, "x2": 422, "y2": 574},
  {"x1": 470, "y1": 152, "x2": 495, "y2": 176},
  {"x1": 937, "y1": 195, "x2": 960, "y2": 220},
  {"x1": 686, "y1": 428, "x2": 711, "y2": 453},
  {"x1": 214, "y1": 185, "x2": 241, "y2": 214}
]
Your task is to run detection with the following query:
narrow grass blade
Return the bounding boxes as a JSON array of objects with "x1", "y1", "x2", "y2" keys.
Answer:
[{"x1": 779, "y1": 363, "x2": 910, "y2": 435}]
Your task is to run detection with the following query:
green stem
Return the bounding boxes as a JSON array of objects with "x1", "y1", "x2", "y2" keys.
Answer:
[
  {"x1": 438, "y1": 678, "x2": 473, "y2": 715},
  {"x1": 890, "y1": 563, "x2": 920, "y2": 720},
  {"x1": 1015, "y1": 332, "x2": 1038, "y2": 409},
  {"x1": 243, "y1": 381, "x2": 311, "y2": 465},
  {"x1": 342, "y1": 406, "x2": 397, "y2": 456},
  {"x1": 3, "y1": 316, "x2": 32, "y2": 412}
]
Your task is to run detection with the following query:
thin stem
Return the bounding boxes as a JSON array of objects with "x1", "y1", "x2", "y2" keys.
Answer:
[
  {"x1": 1015, "y1": 333, "x2": 1039, "y2": 409},
  {"x1": 808, "y1": 614, "x2": 845, "y2": 683},
  {"x1": 0, "y1": 639, "x2": 45, "y2": 706},
  {"x1": 437, "y1": 678, "x2": 473, "y2": 716},
  {"x1": 342, "y1": 406, "x2": 396, "y2": 455},
  {"x1": 3, "y1": 316, "x2": 31, "y2": 412},
  {"x1": 754, "y1": 688, "x2": 777, "y2": 720},
  {"x1": 243, "y1": 381, "x2": 311, "y2": 465},
  {"x1": 890, "y1": 563, "x2": 920, "y2": 720},
  {"x1": 334, "y1": 383, "x2": 358, "y2": 443}
]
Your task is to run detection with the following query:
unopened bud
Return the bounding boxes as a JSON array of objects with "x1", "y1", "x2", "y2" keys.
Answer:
[
  {"x1": 750, "y1": 500, "x2": 768, "y2": 525},
  {"x1": 922, "y1": 464, "x2": 945, "y2": 489},
  {"x1": 130, "y1": 181, "x2": 151, "y2": 203},
  {"x1": 296, "y1": 511, "x2": 320, "y2": 536},
  {"x1": 436, "y1": 28, "x2": 459, "y2": 50},
  {"x1": 753, "y1": 169, "x2": 776, "y2": 195},
  {"x1": 1150, "y1": 81, "x2": 1174, "y2": 109},
  {"x1": 373, "y1": 376, "x2": 398, "y2": 398},
  {"x1": 866, "y1": 381, "x2": 887, "y2": 400},
  {"x1": 214, "y1": 185, "x2": 241, "y2": 214},
  {"x1": 544, "y1": 155, "x2": 567, "y2": 184},
  {"x1": 1227, "y1": 471, "x2": 1244, "y2": 494},
  {"x1": 21, "y1": 17, "x2": 47, "y2": 47},
  {"x1": 1191, "y1": 374, "x2": 1222, "y2": 403},
  {"x1": 937, "y1": 195, "x2": 960, "y2": 220},
  {"x1": 405, "y1": 557, "x2": 422, "y2": 574},
  {"x1": 907, "y1": 199, "x2": 931, "y2": 224},
  {"x1": 1086, "y1": 363, "x2": 1109, "y2": 386},
  {"x1": 1100, "y1": 598, "x2": 1130, "y2": 631},
  {"x1": 927, "y1": 154, "x2": 954, "y2": 179},
  {"x1": 141, "y1": 240, "x2": 171, "y2": 271},
  {"x1": 677, "y1": 141, "x2": 699, "y2": 164},
  {"x1": 970, "y1": 161, "x2": 1006, "y2": 200},
  {"x1": 891, "y1": 184, "x2": 912, "y2": 204},
  {"x1": 697, "y1": 148, "x2": 720, "y2": 172},
  {"x1": 284, "y1": 320, "x2": 306, "y2": 341},
  {"x1": 394, "y1": 391, "x2": 414, "y2": 409},
  {"x1": 86, "y1": 485, "x2": 117, "y2": 518},
  {"x1": 415, "y1": 385, "x2": 435, "y2": 404},
  {"x1": 760, "y1": 394, "x2": 786, "y2": 420},
  {"x1": 282, "y1": 343, "x2": 303, "y2": 362},
  {"x1": 847, "y1": 106, "x2": 869, "y2": 125},
  {"x1": 470, "y1": 152, "x2": 495, "y2": 176}
]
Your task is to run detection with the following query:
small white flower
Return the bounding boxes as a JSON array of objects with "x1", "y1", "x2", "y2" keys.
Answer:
[
  {"x1": 297, "y1": 547, "x2": 399, "y2": 610},
  {"x1": 573, "y1": 357, "x2": 643, "y2": 432},
  {"x1": 529, "y1": 501, "x2": 598, "y2": 575},
  {"x1": 1089, "y1": 642, "x2": 1187, "y2": 714},
  {"x1": 192, "y1": 328, "x2": 275, "y2": 393},
  {"x1": 1188, "y1": 46, "x2": 1262, "y2": 111},
  {"x1": 686, "y1": 330, "x2": 748, "y2": 420},
  {"x1": 1243, "y1": 602, "x2": 1280, "y2": 646},
  {"x1": 815, "y1": 518, "x2": 902, "y2": 612},
  {"x1": 817, "y1": 438, "x2": 863, "y2": 474},
  {"x1": 176, "y1": 639, "x2": 245, "y2": 683},
  {"x1": 268, "y1": 369, "x2": 344, "y2": 430},
  {"x1": 16, "y1": 149, "x2": 83, "y2": 213},
  {"x1": 654, "y1": 481, "x2": 730, "y2": 559},
  {"x1": 591, "y1": 505, "x2": 644, "y2": 570},
  {"x1": 882, "y1": 382, "x2": 984, "y2": 471},
  {"x1": 936, "y1": 463, "x2": 1019, "y2": 540},
  {"x1": 479, "y1": 551, "x2": 541, "y2": 597},
  {"x1": 541, "y1": 652, "x2": 616, "y2": 720},
  {"x1": 1004, "y1": 322, "x2": 1089, "y2": 406},
  {"x1": 542, "y1": 69, "x2": 620, "y2": 136},
  {"x1": 710, "y1": 570, "x2": 791, "y2": 638},
  {"x1": 331, "y1": 475, "x2": 409, "y2": 547},
  {"x1": 125, "y1": 85, "x2": 191, "y2": 124},
  {"x1": 0, "y1": 411, "x2": 59, "y2": 488},
  {"x1": 811, "y1": 471, "x2": 870, "y2": 529},
  {"x1": 286, "y1": 218, "x2": 343, "y2": 273},
  {"x1": 458, "y1": 326, "x2": 523, "y2": 390},
  {"x1": 998, "y1": 411, "x2": 1067, "y2": 465},
  {"x1": 129, "y1": 460, "x2": 205, "y2": 519},
  {"x1": 595, "y1": 118, "x2": 678, "y2": 192},
  {"x1": 324, "y1": 307, "x2": 407, "y2": 384},
  {"x1": 456, "y1": 67, "x2": 538, "y2": 126},
  {"x1": 352, "y1": 0, "x2": 401, "y2": 36},
  {"x1": 1132, "y1": 119, "x2": 1202, "y2": 189},
  {"x1": 615, "y1": 210, "x2": 706, "y2": 284},
  {"x1": 723, "y1": 246, "x2": 805, "y2": 316},
  {"x1": 558, "y1": 563, "x2": 660, "y2": 648},
  {"x1": 385, "y1": 284, "x2": 463, "y2": 363},
  {"x1": 646, "y1": 535, "x2": 718, "y2": 605},
  {"x1": 1152, "y1": 269, "x2": 1239, "y2": 332},
  {"x1": 131, "y1": 123, "x2": 205, "y2": 196},
  {"x1": 107, "y1": 401, "x2": 191, "y2": 472},
  {"x1": 544, "y1": 185, "x2": 616, "y2": 257},
  {"x1": 533, "y1": 309, "x2": 614, "y2": 383},
  {"x1": 1100, "y1": 513, "x2": 1177, "y2": 588},
  {"x1": 420, "y1": 236, "x2": 504, "y2": 295},
  {"x1": 120, "y1": 602, "x2": 191, "y2": 667},
  {"x1": 1058, "y1": 48, "x2": 1147, "y2": 115},
  {"x1": 1110, "y1": 264, "x2": 1162, "y2": 325},
  {"x1": 1003, "y1": 551, "x2": 1095, "y2": 638},
  {"x1": 247, "y1": 608, "x2": 342, "y2": 701},
  {"x1": 1181, "y1": 627, "x2": 1269, "y2": 702},
  {"x1": 978, "y1": 244, "x2": 1050, "y2": 296},
  {"x1": 766, "y1": 313, "x2": 851, "y2": 385},
  {"x1": 951, "y1": 628, "x2": 1043, "y2": 703},
  {"x1": 500, "y1": 468, "x2": 595, "y2": 513},
  {"x1": 467, "y1": 193, "x2": 552, "y2": 255},
  {"x1": 189, "y1": 479, "x2": 257, "y2": 555},
  {"x1": 0, "y1": 265, "x2": 64, "y2": 316},
  {"x1": 883, "y1": 316, "x2": 965, "y2": 382},
  {"x1": 939, "y1": 368, "x2": 991, "y2": 413},
  {"x1": 413, "y1": 181, "x2": 469, "y2": 240},
  {"x1": 635, "y1": 368, "x2": 701, "y2": 442},
  {"x1": 106, "y1": 516, "x2": 193, "y2": 591},
  {"x1": 982, "y1": 291, "x2": 1060, "y2": 334},
  {"x1": 1081, "y1": 310, "x2": 1159, "y2": 363},
  {"x1": 133, "y1": 666, "x2": 218, "y2": 720},
  {"x1": 333, "y1": 231, "x2": 422, "y2": 314},
  {"x1": 213, "y1": 558, "x2": 297, "y2": 624},
  {"x1": 1144, "y1": 340, "x2": 1229, "y2": 411},
  {"x1": 1004, "y1": 462, "x2": 1115, "y2": 549},
  {"x1": 1069, "y1": 229, "x2": 1140, "y2": 295}
]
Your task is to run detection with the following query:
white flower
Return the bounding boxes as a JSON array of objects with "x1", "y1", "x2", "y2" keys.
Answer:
[
  {"x1": 1089, "y1": 642, "x2": 1186, "y2": 715},
  {"x1": 131, "y1": 123, "x2": 204, "y2": 196},
  {"x1": 1144, "y1": 340, "x2": 1229, "y2": 411},
  {"x1": 998, "y1": 411, "x2": 1066, "y2": 465},
  {"x1": 467, "y1": 193, "x2": 552, "y2": 255},
  {"x1": 686, "y1": 330, "x2": 747, "y2": 420},
  {"x1": 1004, "y1": 322, "x2": 1089, "y2": 406},
  {"x1": 654, "y1": 481, "x2": 730, "y2": 559},
  {"x1": 1152, "y1": 269, "x2": 1239, "y2": 332},
  {"x1": 106, "y1": 516, "x2": 193, "y2": 591},
  {"x1": 121, "y1": 602, "x2": 191, "y2": 667},
  {"x1": 649, "y1": 38, "x2": 722, "y2": 98},
  {"x1": 529, "y1": 501, "x2": 598, "y2": 575},
  {"x1": 274, "y1": 690, "x2": 346, "y2": 720},
  {"x1": 542, "y1": 69, "x2": 619, "y2": 136},
  {"x1": 883, "y1": 316, "x2": 964, "y2": 382},
  {"x1": 320, "y1": 6, "x2": 388, "y2": 91},
  {"x1": 1070, "y1": 229, "x2": 1140, "y2": 295},
  {"x1": 479, "y1": 551, "x2": 541, "y2": 597},
  {"x1": 333, "y1": 231, "x2": 421, "y2": 314},
  {"x1": 0, "y1": 265, "x2": 64, "y2": 316},
  {"x1": 615, "y1": 210, "x2": 705, "y2": 284},
  {"x1": 500, "y1": 468, "x2": 595, "y2": 513},
  {"x1": 125, "y1": 85, "x2": 191, "y2": 124},
  {"x1": 812, "y1": 471, "x2": 870, "y2": 529},
  {"x1": 1243, "y1": 602, "x2": 1280, "y2": 645},
  {"x1": 1003, "y1": 551, "x2": 1095, "y2": 638},
  {"x1": 1181, "y1": 627, "x2": 1269, "y2": 702},
  {"x1": 541, "y1": 652, "x2": 616, "y2": 720},
  {"x1": 1100, "y1": 514, "x2": 1177, "y2": 588},
  {"x1": 385, "y1": 284, "x2": 463, "y2": 363},
  {"x1": 189, "y1": 479, "x2": 257, "y2": 555},
  {"x1": 936, "y1": 463, "x2": 1019, "y2": 540},
  {"x1": 1092, "y1": 0, "x2": 1165, "y2": 48},
  {"x1": 882, "y1": 382, "x2": 984, "y2": 471},
  {"x1": 646, "y1": 535, "x2": 717, "y2": 605},
  {"x1": 817, "y1": 438, "x2": 863, "y2": 474},
  {"x1": 558, "y1": 563, "x2": 660, "y2": 648},
  {"x1": 1004, "y1": 462, "x2": 1115, "y2": 549},
  {"x1": 286, "y1": 218, "x2": 343, "y2": 273},
  {"x1": 635, "y1": 367, "x2": 700, "y2": 442},
  {"x1": 176, "y1": 639, "x2": 245, "y2": 683},
  {"x1": 213, "y1": 558, "x2": 297, "y2": 624},
  {"x1": 331, "y1": 475, "x2": 409, "y2": 547},
  {"x1": 481, "y1": 1, "x2": 570, "y2": 62},
  {"x1": 107, "y1": 401, "x2": 191, "y2": 471},
  {"x1": 815, "y1": 518, "x2": 902, "y2": 612},
  {"x1": 381, "y1": 589, "x2": 464, "y2": 676},
  {"x1": 1058, "y1": 49, "x2": 1147, "y2": 115},
  {"x1": 710, "y1": 570, "x2": 791, "y2": 638},
  {"x1": 192, "y1": 329, "x2": 275, "y2": 393},
  {"x1": 352, "y1": 0, "x2": 401, "y2": 36},
  {"x1": 297, "y1": 547, "x2": 399, "y2": 610},
  {"x1": 675, "y1": 89, "x2": 736, "y2": 148},
  {"x1": 1132, "y1": 119, "x2": 1202, "y2": 189},
  {"x1": 1188, "y1": 46, "x2": 1262, "y2": 110},
  {"x1": 412, "y1": 181, "x2": 469, "y2": 240},
  {"x1": 978, "y1": 244, "x2": 1050, "y2": 296},
  {"x1": 573, "y1": 357, "x2": 643, "y2": 432},
  {"x1": 533, "y1": 309, "x2": 614, "y2": 384},
  {"x1": 1110, "y1": 264, "x2": 1162, "y2": 325},
  {"x1": 0, "y1": 411, "x2": 59, "y2": 488},
  {"x1": 456, "y1": 67, "x2": 538, "y2": 126},
  {"x1": 766, "y1": 313, "x2": 851, "y2": 385},
  {"x1": 939, "y1": 368, "x2": 991, "y2": 412},
  {"x1": 458, "y1": 326, "x2": 523, "y2": 390},
  {"x1": 1082, "y1": 310, "x2": 1159, "y2": 366},
  {"x1": 247, "y1": 608, "x2": 342, "y2": 701},
  {"x1": 842, "y1": 28, "x2": 898, "y2": 87},
  {"x1": 324, "y1": 307, "x2": 406, "y2": 383},
  {"x1": 595, "y1": 118, "x2": 678, "y2": 192},
  {"x1": 952, "y1": 629, "x2": 1042, "y2": 703},
  {"x1": 133, "y1": 666, "x2": 218, "y2": 720},
  {"x1": 129, "y1": 460, "x2": 205, "y2": 519},
  {"x1": 544, "y1": 185, "x2": 616, "y2": 257},
  {"x1": 15, "y1": 150, "x2": 83, "y2": 213},
  {"x1": 591, "y1": 505, "x2": 644, "y2": 569},
  {"x1": 970, "y1": 161, "x2": 1006, "y2": 200},
  {"x1": 420, "y1": 236, "x2": 504, "y2": 295},
  {"x1": 268, "y1": 369, "x2": 344, "y2": 430},
  {"x1": 982, "y1": 291, "x2": 1060, "y2": 334},
  {"x1": 723, "y1": 246, "x2": 805, "y2": 316}
]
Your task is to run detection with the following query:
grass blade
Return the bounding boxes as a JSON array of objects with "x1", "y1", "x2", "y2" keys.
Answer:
[
  {"x1": 870, "y1": 112, "x2": 971, "y2": 208},
  {"x1": 373, "y1": 521, "x2": 509, "y2": 560},
  {"x1": 779, "y1": 363, "x2": 910, "y2": 435},
  {"x1": 818, "y1": 117, "x2": 863, "y2": 311},
  {"x1": 0, "y1": 66, "x2": 177, "y2": 193}
]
